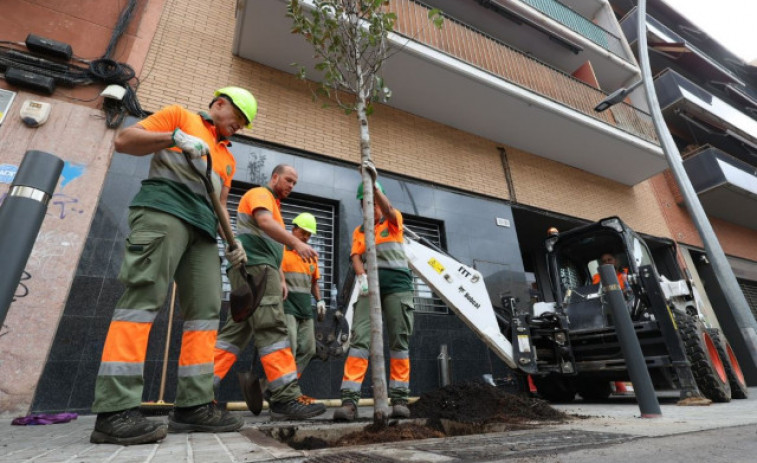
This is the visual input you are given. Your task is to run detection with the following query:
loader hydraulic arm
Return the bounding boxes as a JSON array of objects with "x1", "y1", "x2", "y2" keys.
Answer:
[
  {"x1": 330, "y1": 228, "x2": 538, "y2": 372},
  {"x1": 400, "y1": 230, "x2": 521, "y2": 370}
]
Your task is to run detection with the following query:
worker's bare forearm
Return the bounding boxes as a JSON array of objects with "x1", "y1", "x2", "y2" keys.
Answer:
[
  {"x1": 351, "y1": 254, "x2": 365, "y2": 275},
  {"x1": 374, "y1": 188, "x2": 397, "y2": 224},
  {"x1": 114, "y1": 126, "x2": 174, "y2": 156},
  {"x1": 256, "y1": 211, "x2": 299, "y2": 248},
  {"x1": 312, "y1": 282, "x2": 322, "y2": 301}
]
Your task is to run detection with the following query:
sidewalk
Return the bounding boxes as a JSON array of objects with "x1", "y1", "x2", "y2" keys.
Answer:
[{"x1": 2, "y1": 390, "x2": 756, "y2": 462}]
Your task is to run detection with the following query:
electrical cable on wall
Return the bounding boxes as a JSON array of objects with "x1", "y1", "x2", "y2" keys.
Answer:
[{"x1": 0, "y1": 0, "x2": 151, "y2": 127}]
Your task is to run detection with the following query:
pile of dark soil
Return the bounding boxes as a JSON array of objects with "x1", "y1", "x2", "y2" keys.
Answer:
[
  {"x1": 326, "y1": 381, "x2": 568, "y2": 448},
  {"x1": 410, "y1": 380, "x2": 568, "y2": 426}
]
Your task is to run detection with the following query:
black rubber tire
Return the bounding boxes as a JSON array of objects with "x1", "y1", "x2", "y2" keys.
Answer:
[
  {"x1": 576, "y1": 381, "x2": 613, "y2": 401},
  {"x1": 706, "y1": 328, "x2": 749, "y2": 400},
  {"x1": 675, "y1": 312, "x2": 731, "y2": 402},
  {"x1": 532, "y1": 375, "x2": 576, "y2": 403}
]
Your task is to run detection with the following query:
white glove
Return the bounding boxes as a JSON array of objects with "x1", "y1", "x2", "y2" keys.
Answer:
[
  {"x1": 361, "y1": 160, "x2": 378, "y2": 183},
  {"x1": 172, "y1": 128, "x2": 210, "y2": 159},
  {"x1": 225, "y1": 239, "x2": 247, "y2": 268},
  {"x1": 357, "y1": 274, "x2": 369, "y2": 296},
  {"x1": 316, "y1": 300, "x2": 326, "y2": 322}
]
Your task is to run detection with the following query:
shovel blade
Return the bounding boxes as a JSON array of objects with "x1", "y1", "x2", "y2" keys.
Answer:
[
  {"x1": 230, "y1": 286, "x2": 254, "y2": 322},
  {"x1": 229, "y1": 266, "x2": 268, "y2": 323},
  {"x1": 238, "y1": 371, "x2": 263, "y2": 415}
]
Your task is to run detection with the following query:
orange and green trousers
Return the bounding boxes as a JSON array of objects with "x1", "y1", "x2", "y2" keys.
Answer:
[
  {"x1": 340, "y1": 291, "x2": 414, "y2": 405},
  {"x1": 213, "y1": 264, "x2": 302, "y2": 404},
  {"x1": 92, "y1": 207, "x2": 221, "y2": 413}
]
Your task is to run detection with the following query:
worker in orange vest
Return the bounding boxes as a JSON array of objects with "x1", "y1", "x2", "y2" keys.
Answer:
[
  {"x1": 281, "y1": 213, "x2": 326, "y2": 394},
  {"x1": 592, "y1": 252, "x2": 629, "y2": 290},
  {"x1": 334, "y1": 162, "x2": 415, "y2": 422},
  {"x1": 213, "y1": 165, "x2": 326, "y2": 420},
  {"x1": 91, "y1": 87, "x2": 257, "y2": 445}
]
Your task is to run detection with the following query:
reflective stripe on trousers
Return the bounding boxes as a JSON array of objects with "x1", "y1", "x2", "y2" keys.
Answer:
[
  {"x1": 260, "y1": 339, "x2": 298, "y2": 390},
  {"x1": 340, "y1": 347, "x2": 370, "y2": 392},
  {"x1": 389, "y1": 349, "x2": 410, "y2": 389}
]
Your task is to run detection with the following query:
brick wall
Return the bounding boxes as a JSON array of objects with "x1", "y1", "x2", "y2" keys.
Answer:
[
  {"x1": 137, "y1": 0, "x2": 670, "y2": 237},
  {"x1": 651, "y1": 174, "x2": 757, "y2": 261}
]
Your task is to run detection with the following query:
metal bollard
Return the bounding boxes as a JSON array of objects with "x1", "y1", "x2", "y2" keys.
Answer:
[
  {"x1": 438, "y1": 344, "x2": 453, "y2": 387},
  {"x1": 599, "y1": 264, "x2": 662, "y2": 417},
  {"x1": 0, "y1": 150, "x2": 63, "y2": 328}
]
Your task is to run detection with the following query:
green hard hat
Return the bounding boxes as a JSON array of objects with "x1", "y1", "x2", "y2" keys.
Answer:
[
  {"x1": 356, "y1": 180, "x2": 384, "y2": 200},
  {"x1": 215, "y1": 86, "x2": 258, "y2": 128},
  {"x1": 292, "y1": 212, "x2": 317, "y2": 235}
]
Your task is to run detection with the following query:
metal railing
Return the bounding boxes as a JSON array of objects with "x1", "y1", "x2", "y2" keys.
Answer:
[
  {"x1": 518, "y1": 0, "x2": 627, "y2": 58},
  {"x1": 389, "y1": 0, "x2": 658, "y2": 144}
]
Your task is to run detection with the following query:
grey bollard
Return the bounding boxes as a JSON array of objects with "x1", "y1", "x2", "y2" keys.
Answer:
[
  {"x1": 0, "y1": 150, "x2": 64, "y2": 328},
  {"x1": 599, "y1": 264, "x2": 662, "y2": 418}
]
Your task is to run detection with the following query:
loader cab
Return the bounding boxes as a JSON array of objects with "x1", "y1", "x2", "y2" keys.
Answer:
[{"x1": 545, "y1": 217, "x2": 653, "y2": 328}]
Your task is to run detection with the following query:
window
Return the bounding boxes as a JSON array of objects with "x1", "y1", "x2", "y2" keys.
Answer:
[
  {"x1": 403, "y1": 215, "x2": 448, "y2": 314},
  {"x1": 219, "y1": 186, "x2": 337, "y2": 307}
]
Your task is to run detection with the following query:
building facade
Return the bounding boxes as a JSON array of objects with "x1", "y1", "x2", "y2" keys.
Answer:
[{"x1": 2, "y1": 0, "x2": 719, "y2": 415}]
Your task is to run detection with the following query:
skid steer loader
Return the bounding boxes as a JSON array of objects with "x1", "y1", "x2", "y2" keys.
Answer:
[{"x1": 316, "y1": 216, "x2": 748, "y2": 403}]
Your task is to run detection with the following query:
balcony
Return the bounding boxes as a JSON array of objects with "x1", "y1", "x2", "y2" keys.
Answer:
[
  {"x1": 234, "y1": 0, "x2": 664, "y2": 185},
  {"x1": 621, "y1": 8, "x2": 745, "y2": 86},
  {"x1": 423, "y1": 0, "x2": 639, "y2": 91},
  {"x1": 683, "y1": 146, "x2": 757, "y2": 230},
  {"x1": 655, "y1": 69, "x2": 757, "y2": 166},
  {"x1": 518, "y1": 0, "x2": 626, "y2": 57}
]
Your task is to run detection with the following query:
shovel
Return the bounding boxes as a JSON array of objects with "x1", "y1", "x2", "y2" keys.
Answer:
[
  {"x1": 182, "y1": 151, "x2": 265, "y2": 322},
  {"x1": 238, "y1": 369, "x2": 263, "y2": 415}
]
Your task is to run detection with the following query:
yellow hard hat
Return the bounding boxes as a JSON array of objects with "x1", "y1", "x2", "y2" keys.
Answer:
[{"x1": 215, "y1": 86, "x2": 257, "y2": 128}]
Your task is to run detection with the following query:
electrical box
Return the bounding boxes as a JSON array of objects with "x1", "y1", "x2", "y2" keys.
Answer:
[
  {"x1": 0, "y1": 89, "x2": 17, "y2": 126},
  {"x1": 20, "y1": 100, "x2": 52, "y2": 127}
]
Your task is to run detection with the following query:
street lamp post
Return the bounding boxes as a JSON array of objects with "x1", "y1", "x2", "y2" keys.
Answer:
[
  {"x1": 596, "y1": 0, "x2": 757, "y2": 378},
  {"x1": 638, "y1": 0, "x2": 757, "y2": 373}
]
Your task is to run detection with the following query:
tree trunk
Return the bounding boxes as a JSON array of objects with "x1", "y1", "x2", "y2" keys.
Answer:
[{"x1": 356, "y1": 87, "x2": 390, "y2": 426}]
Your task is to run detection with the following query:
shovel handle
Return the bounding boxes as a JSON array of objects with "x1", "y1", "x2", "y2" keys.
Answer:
[{"x1": 181, "y1": 151, "x2": 237, "y2": 248}]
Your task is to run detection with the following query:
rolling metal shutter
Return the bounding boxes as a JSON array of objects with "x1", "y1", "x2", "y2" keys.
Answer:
[{"x1": 404, "y1": 216, "x2": 448, "y2": 314}]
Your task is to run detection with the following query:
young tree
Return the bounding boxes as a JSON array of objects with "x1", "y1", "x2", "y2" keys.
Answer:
[{"x1": 287, "y1": 0, "x2": 441, "y2": 424}]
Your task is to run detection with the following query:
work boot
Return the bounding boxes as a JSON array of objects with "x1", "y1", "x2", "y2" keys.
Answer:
[
  {"x1": 332, "y1": 401, "x2": 357, "y2": 422},
  {"x1": 269, "y1": 396, "x2": 327, "y2": 421},
  {"x1": 390, "y1": 399, "x2": 410, "y2": 419},
  {"x1": 90, "y1": 408, "x2": 168, "y2": 445},
  {"x1": 168, "y1": 402, "x2": 243, "y2": 433}
]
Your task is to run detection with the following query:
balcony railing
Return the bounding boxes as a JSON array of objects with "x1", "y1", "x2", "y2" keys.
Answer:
[
  {"x1": 518, "y1": 0, "x2": 627, "y2": 58},
  {"x1": 390, "y1": 0, "x2": 658, "y2": 144}
]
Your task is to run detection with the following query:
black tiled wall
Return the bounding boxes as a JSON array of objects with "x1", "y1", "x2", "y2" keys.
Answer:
[{"x1": 32, "y1": 136, "x2": 529, "y2": 413}]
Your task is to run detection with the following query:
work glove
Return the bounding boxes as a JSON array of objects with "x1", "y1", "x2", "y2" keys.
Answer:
[
  {"x1": 357, "y1": 274, "x2": 369, "y2": 297},
  {"x1": 361, "y1": 160, "x2": 378, "y2": 184},
  {"x1": 172, "y1": 128, "x2": 210, "y2": 159},
  {"x1": 316, "y1": 300, "x2": 326, "y2": 322},
  {"x1": 225, "y1": 239, "x2": 247, "y2": 268}
]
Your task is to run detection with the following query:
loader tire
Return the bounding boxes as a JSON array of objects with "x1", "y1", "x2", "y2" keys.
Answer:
[
  {"x1": 706, "y1": 328, "x2": 748, "y2": 399},
  {"x1": 675, "y1": 312, "x2": 731, "y2": 402},
  {"x1": 532, "y1": 375, "x2": 576, "y2": 403}
]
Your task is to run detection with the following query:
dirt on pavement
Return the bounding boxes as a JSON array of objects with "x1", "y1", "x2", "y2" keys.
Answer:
[{"x1": 326, "y1": 380, "x2": 569, "y2": 447}]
